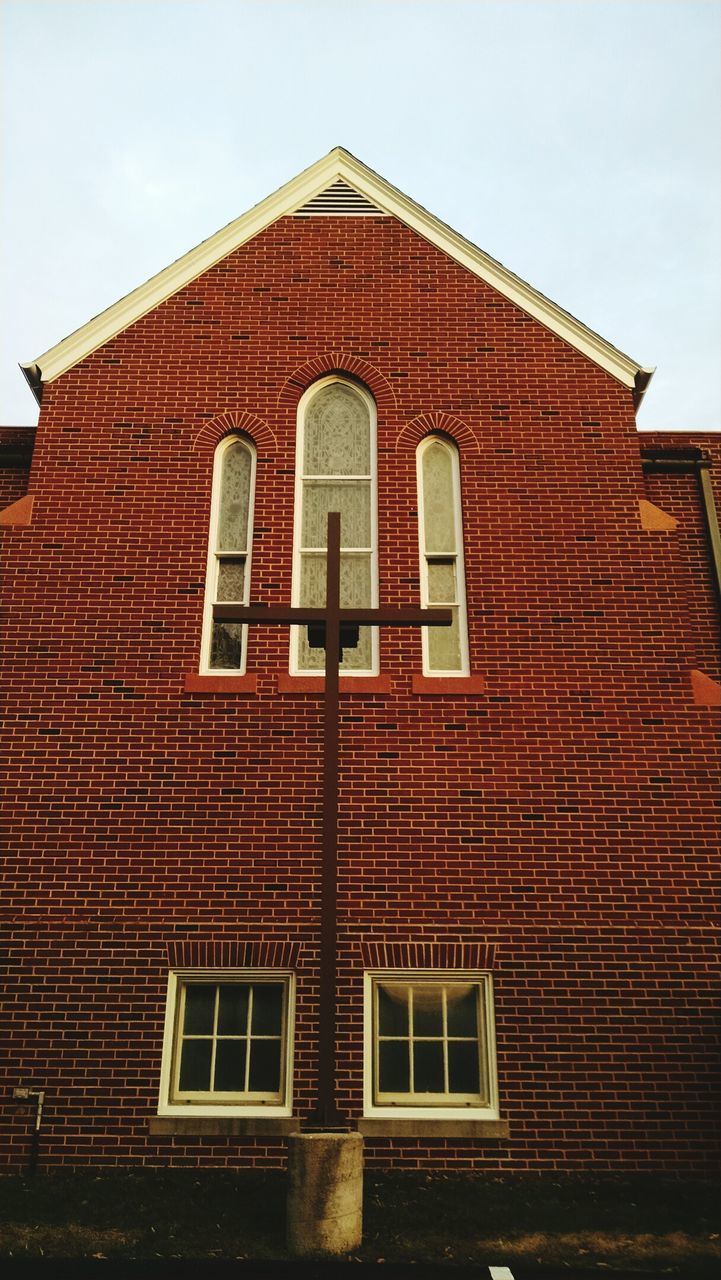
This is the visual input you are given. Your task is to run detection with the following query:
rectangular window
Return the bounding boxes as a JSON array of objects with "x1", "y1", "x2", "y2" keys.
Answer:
[
  {"x1": 365, "y1": 973, "x2": 498, "y2": 1117},
  {"x1": 158, "y1": 972, "x2": 294, "y2": 1116}
]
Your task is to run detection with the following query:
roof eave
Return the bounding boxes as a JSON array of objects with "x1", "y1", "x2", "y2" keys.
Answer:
[{"x1": 20, "y1": 362, "x2": 43, "y2": 405}]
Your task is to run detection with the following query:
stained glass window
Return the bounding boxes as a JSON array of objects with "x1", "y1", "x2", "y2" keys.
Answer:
[
  {"x1": 202, "y1": 437, "x2": 256, "y2": 672},
  {"x1": 294, "y1": 380, "x2": 377, "y2": 673},
  {"x1": 417, "y1": 438, "x2": 469, "y2": 673}
]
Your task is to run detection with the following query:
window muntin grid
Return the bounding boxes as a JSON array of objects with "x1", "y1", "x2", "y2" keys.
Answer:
[
  {"x1": 171, "y1": 980, "x2": 287, "y2": 1103},
  {"x1": 416, "y1": 437, "x2": 469, "y2": 674},
  {"x1": 372, "y1": 979, "x2": 491, "y2": 1106},
  {"x1": 201, "y1": 436, "x2": 256, "y2": 673},
  {"x1": 292, "y1": 379, "x2": 378, "y2": 674}
]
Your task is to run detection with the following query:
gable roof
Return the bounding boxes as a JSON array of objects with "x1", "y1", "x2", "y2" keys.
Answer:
[{"x1": 21, "y1": 147, "x2": 654, "y2": 404}]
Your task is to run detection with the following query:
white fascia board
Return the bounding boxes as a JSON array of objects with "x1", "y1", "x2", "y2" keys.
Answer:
[{"x1": 22, "y1": 147, "x2": 653, "y2": 399}]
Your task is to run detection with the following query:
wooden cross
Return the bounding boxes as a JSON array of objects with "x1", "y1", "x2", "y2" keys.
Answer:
[{"x1": 214, "y1": 511, "x2": 451, "y2": 1128}]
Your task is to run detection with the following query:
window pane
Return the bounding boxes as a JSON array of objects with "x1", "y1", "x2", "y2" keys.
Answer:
[
  {"x1": 428, "y1": 606, "x2": 461, "y2": 671},
  {"x1": 216, "y1": 560, "x2": 245, "y2": 602},
  {"x1": 427, "y1": 560, "x2": 457, "y2": 605},
  {"x1": 217, "y1": 985, "x2": 249, "y2": 1035},
  {"x1": 251, "y1": 984, "x2": 284, "y2": 1035},
  {"x1": 298, "y1": 555, "x2": 372, "y2": 671},
  {"x1": 214, "y1": 1040, "x2": 247, "y2": 1092},
  {"x1": 446, "y1": 985, "x2": 478, "y2": 1037},
  {"x1": 301, "y1": 482, "x2": 371, "y2": 549},
  {"x1": 378, "y1": 984, "x2": 409, "y2": 1036},
  {"x1": 378, "y1": 1041, "x2": 410, "y2": 1093},
  {"x1": 412, "y1": 985, "x2": 444, "y2": 1037},
  {"x1": 183, "y1": 985, "x2": 215, "y2": 1035},
  {"x1": 217, "y1": 443, "x2": 252, "y2": 553},
  {"x1": 209, "y1": 622, "x2": 242, "y2": 670},
  {"x1": 448, "y1": 1041, "x2": 481, "y2": 1095},
  {"x1": 422, "y1": 443, "x2": 456, "y2": 553},
  {"x1": 303, "y1": 384, "x2": 370, "y2": 476},
  {"x1": 248, "y1": 1039, "x2": 282, "y2": 1093},
  {"x1": 178, "y1": 1039, "x2": 213, "y2": 1091},
  {"x1": 413, "y1": 1041, "x2": 445, "y2": 1093}
]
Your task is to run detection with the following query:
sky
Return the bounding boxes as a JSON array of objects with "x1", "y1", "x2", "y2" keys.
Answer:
[{"x1": 2, "y1": 0, "x2": 720, "y2": 431}]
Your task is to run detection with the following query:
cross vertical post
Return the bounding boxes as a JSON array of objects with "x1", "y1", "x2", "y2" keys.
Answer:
[{"x1": 317, "y1": 510, "x2": 342, "y2": 1127}]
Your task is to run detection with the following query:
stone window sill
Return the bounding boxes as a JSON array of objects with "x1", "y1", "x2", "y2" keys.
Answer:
[
  {"x1": 184, "y1": 674, "x2": 257, "y2": 694},
  {"x1": 412, "y1": 675, "x2": 485, "y2": 695},
  {"x1": 277, "y1": 675, "x2": 392, "y2": 695},
  {"x1": 357, "y1": 1117, "x2": 508, "y2": 1138},
  {"x1": 149, "y1": 1116, "x2": 297, "y2": 1137}
]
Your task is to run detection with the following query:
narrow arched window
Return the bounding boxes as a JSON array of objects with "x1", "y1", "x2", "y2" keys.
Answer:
[
  {"x1": 416, "y1": 436, "x2": 469, "y2": 675},
  {"x1": 201, "y1": 435, "x2": 256, "y2": 672},
  {"x1": 292, "y1": 378, "x2": 378, "y2": 674}
]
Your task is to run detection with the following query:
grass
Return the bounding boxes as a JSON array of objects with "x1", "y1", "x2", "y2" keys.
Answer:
[{"x1": 0, "y1": 1169, "x2": 718, "y2": 1274}]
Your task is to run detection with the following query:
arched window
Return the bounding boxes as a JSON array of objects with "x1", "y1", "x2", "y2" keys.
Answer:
[
  {"x1": 292, "y1": 378, "x2": 378, "y2": 674},
  {"x1": 416, "y1": 436, "x2": 469, "y2": 674},
  {"x1": 201, "y1": 435, "x2": 256, "y2": 673}
]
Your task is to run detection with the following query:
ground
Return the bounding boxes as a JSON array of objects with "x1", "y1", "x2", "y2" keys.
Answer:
[{"x1": 0, "y1": 1170, "x2": 719, "y2": 1275}]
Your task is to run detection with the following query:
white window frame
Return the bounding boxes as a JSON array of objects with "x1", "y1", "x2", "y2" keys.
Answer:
[
  {"x1": 416, "y1": 436, "x2": 470, "y2": 676},
  {"x1": 157, "y1": 969, "x2": 295, "y2": 1117},
  {"x1": 290, "y1": 376, "x2": 379, "y2": 676},
  {"x1": 200, "y1": 434, "x2": 257, "y2": 674},
  {"x1": 363, "y1": 970, "x2": 499, "y2": 1120}
]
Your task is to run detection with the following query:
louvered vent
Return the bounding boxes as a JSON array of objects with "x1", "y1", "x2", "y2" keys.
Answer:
[{"x1": 293, "y1": 180, "x2": 387, "y2": 217}]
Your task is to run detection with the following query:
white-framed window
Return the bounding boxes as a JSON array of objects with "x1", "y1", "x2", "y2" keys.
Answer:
[
  {"x1": 200, "y1": 435, "x2": 256, "y2": 673},
  {"x1": 416, "y1": 436, "x2": 469, "y2": 674},
  {"x1": 363, "y1": 972, "x2": 499, "y2": 1119},
  {"x1": 157, "y1": 971, "x2": 294, "y2": 1116},
  {"x1": 291, "y1": 377, "x2": 378, "y2": 675}
]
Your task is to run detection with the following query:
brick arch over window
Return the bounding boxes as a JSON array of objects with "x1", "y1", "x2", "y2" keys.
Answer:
[
  {"x1": 277, "y1": 354, "x2": 397, "y2": 413},
  {"x1": 193, "y1": 410, "x2": 276, "y2": 453},
  {"x1": 396, "y1": 411, "x2": 480, "y2": 453}
]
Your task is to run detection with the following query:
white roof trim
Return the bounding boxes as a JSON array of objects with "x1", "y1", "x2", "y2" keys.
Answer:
[{"x1": 22, "y1": 147, "x2": 654, "y2": 401}]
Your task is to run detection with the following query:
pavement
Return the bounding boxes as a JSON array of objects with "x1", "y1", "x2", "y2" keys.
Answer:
[{"x1": 0, "y1": 1262, "x2": 687, "y2": 1280}]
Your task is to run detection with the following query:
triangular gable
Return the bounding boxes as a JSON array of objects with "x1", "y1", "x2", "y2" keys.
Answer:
[{"x1": 21, "y1": 147, "x2": 654, "y2": 403}]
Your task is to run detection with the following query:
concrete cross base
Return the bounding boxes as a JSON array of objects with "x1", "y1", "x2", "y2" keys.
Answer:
[{"x1": 286, "y1": 1131, "x2": 364, "y2": 1257}]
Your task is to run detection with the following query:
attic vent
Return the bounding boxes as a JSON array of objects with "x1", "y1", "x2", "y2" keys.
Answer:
[{"x1": 293, "y1": 180, "x2": 387, "y2": 217}]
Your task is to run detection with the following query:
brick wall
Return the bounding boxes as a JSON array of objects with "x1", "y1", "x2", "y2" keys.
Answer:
[{"x1": 2, "y1": 217, "x2": 719, "y2": 1172}]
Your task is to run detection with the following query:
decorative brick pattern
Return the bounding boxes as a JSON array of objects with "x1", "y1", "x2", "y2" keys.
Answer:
[
  {"x1": 2, "y1": 217, "x2": 719, "y2": 1174},
  {"x1": 192, "y1": 410, "x2": 276, "y2": 454},
  {"x1": 167, "y1": 939, "x2": 302, "y2": 968},
  {"x1": 360, "y1": 939, "x2": 496, "y2": 969},
  {"x1": 277, "y1": 353, "x2": 397, "y2": 412},
  {"x1": 395, "y1": 411, "x2": 480, "y2": 453}
]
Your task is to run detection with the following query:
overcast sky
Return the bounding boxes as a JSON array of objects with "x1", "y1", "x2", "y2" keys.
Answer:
[{"x1": 2, "y1": 0, "x2": 719, "y2": 431}]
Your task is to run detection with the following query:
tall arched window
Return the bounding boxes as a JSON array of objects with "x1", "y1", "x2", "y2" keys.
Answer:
[
  {"x1": 292, "y1": 378, "x2": 378, "y2": 674},
  {"x1": 201, "y1": 435, "x2": 256, "y2": 673},
  {"x1": 416, "y1": 436, "x2": 469, "y2": 675}
]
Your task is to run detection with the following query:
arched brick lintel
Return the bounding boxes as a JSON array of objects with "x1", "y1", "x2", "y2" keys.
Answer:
[
  {"x1": 193, "y1": 410, "x2": 277, "y2": 453},
  {"x1": 396, "y1": 411, "x2": 480, "y2": 453},
  {"x1": 276, "y1": 354, "x2": 397, "y2": 412}
]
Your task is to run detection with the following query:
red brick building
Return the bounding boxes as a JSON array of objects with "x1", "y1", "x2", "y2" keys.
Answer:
[{"x1": 2, "y1": 150, "x2": 719, "y2": 1173}]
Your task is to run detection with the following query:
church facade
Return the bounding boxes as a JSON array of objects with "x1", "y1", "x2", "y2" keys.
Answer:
[{"x1": 2, "y1": 150, "x2": 719, "y2": 1173}]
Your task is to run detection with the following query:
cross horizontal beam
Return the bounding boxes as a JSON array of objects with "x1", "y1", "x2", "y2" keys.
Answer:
[{"x1": 213, "y1": 604, "x2": 453, "y2": 627}]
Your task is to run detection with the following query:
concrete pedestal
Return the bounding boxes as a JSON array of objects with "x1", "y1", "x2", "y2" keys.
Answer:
[{"x1": 286, "y1": 1131, "x2": 363, "y2": 1257}]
